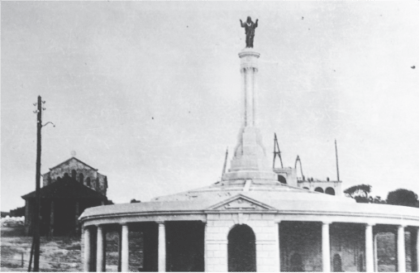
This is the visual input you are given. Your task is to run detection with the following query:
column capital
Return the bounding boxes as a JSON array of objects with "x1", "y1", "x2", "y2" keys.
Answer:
[
  {"x1": 398, "y1": 224, "x2": 407, "y2": 228},
  {"x1": 322, "y1": 221, "x2": 332, "y2": 225},
  {"x1": 156, "y1": 221, "x2": 165, "y2": 225},
  {"x1": 120, "y1": 222, "x2": 129, "y2": 227},
  {"x1": 365, "y1": 222, "x2": 376, "y2": 227}
]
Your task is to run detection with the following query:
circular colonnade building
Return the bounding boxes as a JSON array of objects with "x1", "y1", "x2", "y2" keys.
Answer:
[{"x1": 80, "y1": 36, "x2": 419, "y2": 272}]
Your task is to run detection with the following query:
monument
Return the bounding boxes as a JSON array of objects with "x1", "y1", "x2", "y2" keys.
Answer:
[{"x1": 79, "y1": 19, "x2": 419, "y2": 272}]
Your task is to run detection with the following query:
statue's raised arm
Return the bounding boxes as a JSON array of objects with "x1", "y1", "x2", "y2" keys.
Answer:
[{"x1": 240, "y1": 16, "x2": 258, "y2": 48}]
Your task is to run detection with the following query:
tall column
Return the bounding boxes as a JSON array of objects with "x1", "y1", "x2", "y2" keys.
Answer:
[
  {"x1": 222, "y1": 49, "x2": 277, "y2": 182},
  {"x1": 83, "y1": 227, "x2": 92, "y2": 272},
  {"x1": 276, "y1": 221, "x2": 281, "y2": 272},
  {"x1": 397, "y1": 225, "x2": 406, "y2": 272},
  {"x1": 373, "y1": 233, "x2": 378, "y2": 272},
  {"x1": 121, "y1": 224, "x2": 129, "y2": 272},
  {"x1": 50, "y1": 200, "x2": 54, "y2": 237},
  {"x1": 158, "y1": 221, "x2": 166, "y2": 272},
  {"x1": 365, "y1": 224, "x2": 374, "y2": 272},
  {"x1": 96, "y1": 226, "x2": 105, "y2": 272},
  {"x1": 322, "y1": 222, "x2": 331, "y2": 272}
]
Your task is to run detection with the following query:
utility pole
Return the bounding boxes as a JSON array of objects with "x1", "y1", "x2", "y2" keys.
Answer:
[
  {"x1": 33, "y1": 96, "x2": 43, "y2": 272},
  {"x1": 29, "y1": 96, "x2": 54, "y2": 272}
]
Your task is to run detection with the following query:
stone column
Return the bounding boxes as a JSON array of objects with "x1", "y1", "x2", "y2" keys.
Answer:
[
  {"x1": 373, "y1": 233, "x2": 378, "y2": 272},
  {"x1": 83, "y1": 227, "x2": 92, "y2": 272},
  {"x1": 397, "y1": 225, "x2": 406, "y2": 272},
  {"x1": 365, "y1": 224, "x2": 374, "y2": 272},
  {"x1": 255, "y1": 221, "x2": 281, "y2": 272},
  {"x1": 49, "y1": 200, "x2": 55, "y2": 237},
  {"x1": 204, "y1": 220, "x2": 228, "y2": 272},
  {"x1": 276, "y1": 221, "x2": 281, "y2": 272},
  {"x1": 322, "y1": 222, "x2": 331, "y2": 272},
  {"x1": 121, "y1": 224, "x2": 129, "y2": 272},
  {"x1": 96, "y1": 226, "x2": 105, "y2": 272},
  {"x1": 222, "y1": 49, "x2": 277, "y2": 182},
  {"x1": 158, "y1": 221, "x2": 166, "y2": 272}
]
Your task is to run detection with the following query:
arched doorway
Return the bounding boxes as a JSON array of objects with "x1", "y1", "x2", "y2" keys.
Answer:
[
  {"x1": 314, "y1": 187, "x2": 324, "y2": 193},
  {"x1": 290, "y1": 253, "x2": 303, "y2": 272},
  {"x1": 228, "y1": 224, "x2": 256, "y2": 272},
  {"x1": 333, "y1": 254, "x2": 342, "y2": 272}
]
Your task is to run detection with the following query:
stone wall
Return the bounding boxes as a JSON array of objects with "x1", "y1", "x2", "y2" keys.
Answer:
[{"x1": 42, "y1": 158, "x2": 108, "y2": 196}]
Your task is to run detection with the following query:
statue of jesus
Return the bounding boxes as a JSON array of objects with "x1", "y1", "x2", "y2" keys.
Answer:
[{"x1": 240, "y1": 16, "x2": 258, "y2": 48}]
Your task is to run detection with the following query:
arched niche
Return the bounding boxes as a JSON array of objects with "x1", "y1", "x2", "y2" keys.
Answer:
[
  {"x1": 228, "y1": 224, "x2": 256, "y2": 272},
  {"x1": 326, "y1": 187, "x2": 335, "y2": 195},
  {"x1": 314, "y1": 187, "x2": 324, "y2": 193},
  {"x1": 333, "y1": 253, "x2": 343, "y2": 272},
  {"x1": 278, "y1": 175, "x2": 287, "y2": 184}
]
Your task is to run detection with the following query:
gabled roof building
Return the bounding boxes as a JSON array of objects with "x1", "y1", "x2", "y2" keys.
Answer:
[{"x1": 23, "y1": 157, "x2": 108, "y2": 236}]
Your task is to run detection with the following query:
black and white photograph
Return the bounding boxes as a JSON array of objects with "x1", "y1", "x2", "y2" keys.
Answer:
[{"x1": 1, "y1": 1, "x2": 418, "y2": 272}]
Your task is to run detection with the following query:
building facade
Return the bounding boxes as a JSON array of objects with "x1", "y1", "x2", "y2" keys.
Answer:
[{"x1": 23, "y1": 157, "x2": 108, "y2": 236}]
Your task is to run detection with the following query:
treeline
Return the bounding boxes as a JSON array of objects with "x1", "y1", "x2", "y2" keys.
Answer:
[{"x1": 344, "y1": 184, "x2": 419, "y2": 208}]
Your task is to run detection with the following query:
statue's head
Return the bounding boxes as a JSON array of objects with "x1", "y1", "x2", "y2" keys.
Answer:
[{"x1": 247, "y1": 16, "x2": 252, "y2": 23}]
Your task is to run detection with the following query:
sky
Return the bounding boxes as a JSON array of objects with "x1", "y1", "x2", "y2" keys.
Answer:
[{"x1": 1, "y1": 1, "x2": 418, "y2": 211}]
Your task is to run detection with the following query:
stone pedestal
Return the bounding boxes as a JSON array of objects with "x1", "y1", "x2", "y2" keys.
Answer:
[{"x1": 222, "y1": 49, "x2": 277, "y2": 183}]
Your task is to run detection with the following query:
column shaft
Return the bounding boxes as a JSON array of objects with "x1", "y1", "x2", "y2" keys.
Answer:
[
  {"x1": 158, "y1": 222, "x2": 166, "y2": 272},
  {"x1": 96, "y1": 226, "x2": 105, "y2": 272},
  {"x1": 121, "y1": 224, "x2": 129, "y2": 272},
  {"x1": 365, "y1": 224, "x2": 374, "y2": 272},
  {"x1": 322, "y1": 222, "x2": 331, "y2": 272},
  {"x1": 83, "y1": 227, "x2": 92, "y2": 272},
  {"x1": 397, "y1": 225, "x2": 406, "y2": 272}
]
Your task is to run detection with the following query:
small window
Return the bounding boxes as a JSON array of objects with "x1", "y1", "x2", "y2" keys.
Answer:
[
  {"x1": 78, "y1": 173, "x2": 84, "y2": 184},
  {"x1": 71, "y1": 170, "x2": 77, "y2": 179},
  {"x1": 86, "y1": 177, "x2": 91, "y2": 187}
]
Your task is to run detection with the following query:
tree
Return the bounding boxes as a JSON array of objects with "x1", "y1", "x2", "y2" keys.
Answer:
[
  {"x1": 344, "y1": 184, "x2": 372, "y2": 203},
  {"x1": 386, "y1": 189, "x2": 419, "y2": 208}
]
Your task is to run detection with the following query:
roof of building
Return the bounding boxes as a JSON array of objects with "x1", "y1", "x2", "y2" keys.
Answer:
[
  {"x1": 79, "y1": 181, "x2": 418, "y2": 223},
  {"x1": 47, "y1": 157, "x2": 98, "y2": 172},
  {"x1": 22, "y1": 175, "x2": 107, "y2": 200}
]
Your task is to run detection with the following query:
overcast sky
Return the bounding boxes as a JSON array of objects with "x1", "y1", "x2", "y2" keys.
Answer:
[{"x1": 1, "y1": 1, "x2": 418, "y2": 211}]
